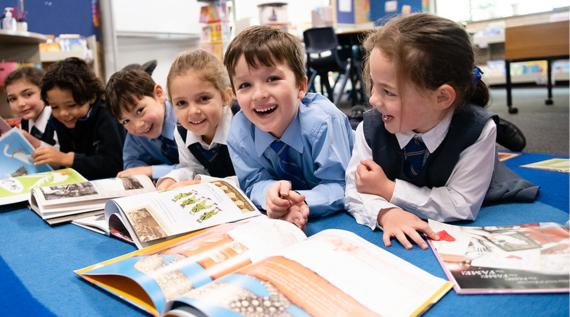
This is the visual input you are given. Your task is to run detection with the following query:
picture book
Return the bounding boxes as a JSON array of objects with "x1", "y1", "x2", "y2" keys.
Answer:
[
  {"x1": 0, "y1": 117, "x2": 11, "y2": 135},
  {"x1": 428, "y1": 220, "x2": 570, "y2": 294},
  {"x1": 498, "y1": 152, "x2": 520, "y2": 162},
  {"x1": 103, "y1": 179, "x2": 262, "y2": 249},
  {"x1": 521, "y1": 158, "x2": 570, "y2": 173},
  {"x1": 0, "y1": 128, "x2": 52, "y2": 179},
  {"x1": 0, "y1": 168, "x2": 86, "y2": 205},
  {"x1": 76, "y1": 218, "x2": 452, "y2": 317},
  {"x1": 29, "y1": 174, "x2": 156, "y2": 225}
]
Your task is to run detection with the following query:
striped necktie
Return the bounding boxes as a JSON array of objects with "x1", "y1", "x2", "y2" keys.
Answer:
[
  {"x1": 403, "y1": 136, "x2": 428, "y2": 178},
  {"x1": 270, "y1": 140, "x2": 307, "y2": 189}
]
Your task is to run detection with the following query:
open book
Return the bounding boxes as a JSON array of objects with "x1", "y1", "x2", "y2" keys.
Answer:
[
  {"x1": 428, "y1": 219, "x2": 570, "y2": 294},
  {"x1": 29, "y1": 174, "x2": 156, "y2": 225},
  {"x1": 0, "y1": 128, "x2": 52, "y2": 179},
  {"x1": 521, "y1": 158, "x2": 569, "y2": 173},
  {"x1": 0, "y1": 117, "x2": 11, "y2": 135},
  {"x1": 76, "y1": 218, "x2": 451, "y2": 317},
  {"x1": 99, "y1": 179, "x2": 261, "y2": 249},
  {"x1": 0, "y1": 168, "x2": 86, "y2": 206}
]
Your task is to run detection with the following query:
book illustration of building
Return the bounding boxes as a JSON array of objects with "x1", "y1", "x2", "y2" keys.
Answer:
[{"x1": 126, "y1": 206, "x2": 168, "y2": 243}]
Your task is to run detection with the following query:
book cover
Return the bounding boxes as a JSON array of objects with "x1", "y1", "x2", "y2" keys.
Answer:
[
  {"x1": 521, "y1": 158, "x2": 569, "y2": 173},
  {"x1": 429, "y1": 220, "x2": 570, "y2": 294},
  {"x1": 0, "y1": 168, "x2": 87, "y2": 205},
  {"x1": 76, "y1": 218, "x2": 451, "y2": 317},
  {"x1": 0, "y1": 128, "x2": 52, "y2": 179}
]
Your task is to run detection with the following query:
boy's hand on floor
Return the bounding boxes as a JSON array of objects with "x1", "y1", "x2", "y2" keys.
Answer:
[
  {"x1": 377, "y1": 207, "x2": 439, "y2": 250},
  {"x1": 32, "y1": 147, "x2": 73, "y2": 167},
  {"x1": 266, "y1": 180, "x2": 293, "y2": 219}
]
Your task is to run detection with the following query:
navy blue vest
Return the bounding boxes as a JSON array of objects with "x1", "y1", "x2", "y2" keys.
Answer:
[
  {"x1": 21, "y1": 119, "x2": 57, "y2": 146},
  {"x1": 363, "y1": 104, "x2": 496, "y2": 188}
]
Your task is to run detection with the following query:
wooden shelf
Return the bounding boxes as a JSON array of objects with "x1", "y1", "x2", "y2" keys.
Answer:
[{"x1": 0, "y1": 30, "x2": 47, "y2": 44}]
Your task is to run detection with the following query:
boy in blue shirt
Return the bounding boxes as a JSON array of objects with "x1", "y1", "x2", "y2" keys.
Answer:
[
  {"x1": 106, "y1": 67, "x2": 179, "y2": 180},
  {"x1": 224, "y1": 26, "x2": 355, "y2": 229}
]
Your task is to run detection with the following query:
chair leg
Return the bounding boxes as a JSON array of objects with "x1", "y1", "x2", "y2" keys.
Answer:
[{"x1": 333, "y1": 60, "x2": 352, "y2": 106}]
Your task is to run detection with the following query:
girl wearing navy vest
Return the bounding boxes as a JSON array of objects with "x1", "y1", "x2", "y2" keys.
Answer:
[
  {"x1": 345, "y1": 14, "x2": 537, "y2": 250},
  {"x1": 157, "y1": 49, "x2": 235, "y2": 190},
  {"x1": 5, "y1": 67, "x2": 58, "y2": 148}
]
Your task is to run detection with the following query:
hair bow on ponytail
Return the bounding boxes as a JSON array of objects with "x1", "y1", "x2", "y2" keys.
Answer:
[{"x1": 472, "y1": 66, "x2": 484, "y2": 82}]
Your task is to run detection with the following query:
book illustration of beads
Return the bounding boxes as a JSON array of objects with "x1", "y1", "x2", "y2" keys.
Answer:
[
  {"x1": 179, "y1": 194, "x2": 199, "y2": 208},
  {"x1": 192, "y1": 199, "x2": 213, "y2": 213},
  {"x1": 197, "y1": 207, "x2": 220, "y2": 223},
  {"x1": 172, "y1": 190, "x2": 197, "y2": 202}
]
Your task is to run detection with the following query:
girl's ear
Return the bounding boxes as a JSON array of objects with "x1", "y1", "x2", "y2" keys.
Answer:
[
  {"x1": 297, "y1": 76, "x2": 308, "y2": 99},
  {"x1": 435, "y1": 84, "x2": 456, "y2": 110}
]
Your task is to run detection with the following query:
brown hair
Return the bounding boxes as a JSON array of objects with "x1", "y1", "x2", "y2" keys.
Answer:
[
  {"x1": 5, "y1": 67, "x2": 44, "y2": 88},
  {"x1": 106, "y1": 67, "x2": 156, "y2": 118},
  {"x1": 41, "y1": 57, "x2": 105, "y2": 106},
  {"x1": 167, "y1": 49, "x2": 231, "y2": 102},
  {"x1": 223, "y1": 25, "x2": 306, "y2": 89},
  {"x1": 363, "y1": 13, "x2": 489, "y2": 107}
]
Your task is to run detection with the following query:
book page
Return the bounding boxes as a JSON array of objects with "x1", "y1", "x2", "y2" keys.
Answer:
[
  {"x1": 1, "y1": 168, "x2": 87, "y2": 205},
  {"x1": 167, "y1": 229, "x2": 451, "y2": 317},
  {"x1": 429, "y1": 220, "x2": 570, "y2": 294},
  {"x1": 76, "y1": 218, "x2": 306, "y2": 316},
  {"x1": 107, "y1": 180, "x2": 260, "y2": 248},
  {"x1": 521, "y1": 158, "x2": 570, "y2": 173},
  {"x1": 0, "y1": 128, "x2": 52, "y2": 179}
]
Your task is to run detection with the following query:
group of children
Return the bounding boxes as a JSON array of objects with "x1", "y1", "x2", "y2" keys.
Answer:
[{"x1": 4, "y1": 14, "x2": 535, "y2": 249}]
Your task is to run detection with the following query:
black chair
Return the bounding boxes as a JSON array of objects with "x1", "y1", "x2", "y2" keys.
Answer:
[{"x1": 303, "y1": 27, "x2": 350, "y2": 104}]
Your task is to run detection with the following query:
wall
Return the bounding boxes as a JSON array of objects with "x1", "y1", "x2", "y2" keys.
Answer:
[
  {"x1": 369, "y1": 0, "x2": 424, "y2": 23},
  {"x1": 0, "y1": 0, "x2": 98, "y2": 36}
]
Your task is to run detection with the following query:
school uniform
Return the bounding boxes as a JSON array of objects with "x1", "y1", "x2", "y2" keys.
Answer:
[
  {"x1": 162, "y1": 105, "x2": 234, "y2": 182},
  {"x1": 122, "y1": 101, "x2": 179, "y2": 179},
  {"x1": 20, "y1": 106, "x2": 58, "y2": 147},
  {"x1": 345, "y1": 104, "x2": 538, "y2": 229},
  {"x1": 228, "y1": 92, "x2": 355, "y2": 218},
  {"x1": 49, "y1": 99, "x2": 125, "y2": 180}
]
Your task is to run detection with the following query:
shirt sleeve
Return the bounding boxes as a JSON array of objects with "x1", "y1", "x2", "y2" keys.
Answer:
[
  {"x1": 296, "y1": 114, "x2": 355, "y2": 218},
  {"x1": 391, "y1": 119, "x2": 497, "y2": 222},
  {"x1": 161, "y1": 128, "x2": 208, "y2": 182},
  {"x1": 345, "y1": 123, "x2": 398, "y2": 229}
]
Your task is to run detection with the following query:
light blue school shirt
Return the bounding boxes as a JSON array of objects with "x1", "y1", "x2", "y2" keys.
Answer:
[
  {"x1": 122, "y1": 101, "x2": 178, "y2": 179},
  {"x1": 228, "y1": 92, "x2": 355, "y2": 218}
]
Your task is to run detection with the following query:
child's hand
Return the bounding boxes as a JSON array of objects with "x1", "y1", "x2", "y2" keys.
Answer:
[
  {"x1": 356, "y1": 160, "x2": 395, "y2": 200},
  {"x1": 266, "y1": 180, "x2": 293, "y2": 219},
  {"x1": 20, "y1": 130, "x2": 42, "y2": 149},
  {"x1": 166, "y1": 178, "x2": 201, "y2": 190},
  {"x1": 377, "y1": 207, "x2": 439, "y2": 250},
  {"x1": 32, "y1": 147, "x2": 73, "y2": 167},
  {"x1": 281, "y1": 191, "x2": 309, "y2": 230},
  {"x1": 156, "y1": 178, "x2": 176, "y2": 191},
  {"x1": 117, "y1": 166, "x2": 153, "y2": 178}
]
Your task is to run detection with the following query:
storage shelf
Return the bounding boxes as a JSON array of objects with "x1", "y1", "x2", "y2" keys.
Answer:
[{"x1": 0, "y1": 30, "x2": 47, "y2": 44}]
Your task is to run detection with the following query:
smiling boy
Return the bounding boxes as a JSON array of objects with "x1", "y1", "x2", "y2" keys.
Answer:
[
  {"x1": 224, "y1": 26, "x2": 355, "y2": 228},
  {"x1": 106, "y1": 67, "x2": 179, "y2": 180}
]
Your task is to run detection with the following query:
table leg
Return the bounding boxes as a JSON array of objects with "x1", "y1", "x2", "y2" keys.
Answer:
[
  {"x1": 505, "y1": 60, "x2": 518, "y2": 114},
  {"x1": 545, "y1": 59, "x2": 554, "y2": 105}
]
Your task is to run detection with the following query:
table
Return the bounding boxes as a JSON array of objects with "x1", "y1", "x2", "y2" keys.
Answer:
[
  {"x1": 504, "y1": 20, "x2": 569, "y2": 113},
  {"x1": 1, "y1": 153, "x2": 568, "y2": 316}
]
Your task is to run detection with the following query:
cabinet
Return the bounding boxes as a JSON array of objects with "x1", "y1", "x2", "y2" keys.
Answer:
[{"x1": 0, "y1": 30, "x2": 47, "y2": 118}]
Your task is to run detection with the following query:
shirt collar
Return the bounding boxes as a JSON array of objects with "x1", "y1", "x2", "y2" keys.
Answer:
[
  {"x1": 254, "y1": 103, "x2": 303, "y2": 157},
  {"x1": 162, "y1": 101, "x2": 176, "y2": 139},
  {"x1": 30, "y1": 106, "x2": 52, "y2": 132},
  {"x1": 395, "y1": 110, "x2": 453, "y2": 153},
  {"x1": 185, "y1": 105, "x2": 232, "y2": 149}
]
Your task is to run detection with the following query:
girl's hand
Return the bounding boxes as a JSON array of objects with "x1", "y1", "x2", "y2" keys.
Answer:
[
  {"x1": 32, "y1": 147, "x2": 73, "y2": 167},
  {"x1": 377, "y1": 207, "x2": 439, "y2": 249},
  {"x1": 266, "y1": 180, "x2": 293, "y2": 219},
  {"x1": 117, "y1": 166, "x2": 153, "y2": 178},
  {"x1": 356, "y1": 160, "x2": 395, "y2": 200}
]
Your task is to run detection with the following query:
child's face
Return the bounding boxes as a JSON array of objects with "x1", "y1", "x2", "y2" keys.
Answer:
[
  {"x1": 368, "y1": 48, "x2": 444, "y2": 134},
  {"x1": 118, "y1": 86, "x2": 166, "y2": 139},
  {"x1": 6, "y1": 79, "x2": 45, "y2": 121},
  {"x1": 170, "y1": 71, "x2": 228, "y2": 145},
  {"x1": 232, "y1": 55, "x2": 306, "y2": 138},
  {"x1": 46, "y1": 87, "x2": 91, "y2": 129}
]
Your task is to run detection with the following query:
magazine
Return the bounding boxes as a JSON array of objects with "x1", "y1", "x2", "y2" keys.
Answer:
[
  {"x1": 0, "y1": 168, "x2": 87, "y2": 205},
  {"x1": 498, "y1": 152, "x2": 520, "y2": 162},
  {"x1": 0, "y1": 128, "x2": 52, "y2": 179},
  {"x1": 76, "y1": 218, "x2": 452, "y2": 317},
  {"x1": 428, "y1": 220, "x2": 570, "y2": 294},
  {"x1": 521, "y1": 158, "x2": 569, "y2": 173},
  {"x1": 29, "y1": 174, "x2": 156, "y2": 225},
  {"x1": 103, "y1": 179, "x2": 262, "y2": 249}
]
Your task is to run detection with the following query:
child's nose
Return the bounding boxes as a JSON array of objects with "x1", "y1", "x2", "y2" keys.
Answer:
[{"x1": 252, "y1": 85, "x2": 267, "y2": 101}]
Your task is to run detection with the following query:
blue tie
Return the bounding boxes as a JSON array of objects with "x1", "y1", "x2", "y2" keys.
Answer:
[
  {"x1": 270, "y1": 140, "x2": 307, "y2": 189},
  {"x1": 160, "y1": 136, "x2": 179, "y2": 164},
  {"x1": 403, "y1": 137, "x2": 427, "y2": 178}
]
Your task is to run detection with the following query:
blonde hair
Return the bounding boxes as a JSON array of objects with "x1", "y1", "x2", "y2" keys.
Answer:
[{"x1": 167, "y1": 49, "x2": 231, "y2": 102}]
